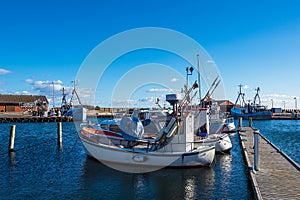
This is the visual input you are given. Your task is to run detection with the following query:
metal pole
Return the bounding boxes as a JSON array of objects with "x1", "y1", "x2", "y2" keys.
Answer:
[
  {"x1": 254, "y1": 129, "x2": 260, "y2": 171},
  {"x1": 186, "y1": 67, "x2": 188, "y2": 94},
  {"x1": 271, "y1": 99, "x2": 273, "y2": 109}
]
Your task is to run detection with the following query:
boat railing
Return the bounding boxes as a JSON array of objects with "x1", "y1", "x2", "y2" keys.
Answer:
[
  {"x1": 81, "y1": 127, "x2": 211, "y2": 153},
  {"x1": 148, "y1": 140, "x2": 210, "y2": 153}
]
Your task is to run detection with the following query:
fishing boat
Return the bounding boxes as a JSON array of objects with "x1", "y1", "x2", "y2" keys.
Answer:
[
  {"x1": 231, "y1": 85, "x2": 272, "y2": 120},
  {"x1": 78, "y1": 88, "x2": 215, "y2": 173}
]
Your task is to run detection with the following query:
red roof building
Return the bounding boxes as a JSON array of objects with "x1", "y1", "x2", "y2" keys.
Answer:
[{"x1": 0, "y1": 94, "x2": 48, "y2": 113}]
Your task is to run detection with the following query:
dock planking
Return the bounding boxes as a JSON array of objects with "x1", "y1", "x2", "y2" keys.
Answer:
[{"x1": 239, "y1": 126, "x2": 300, "y2": 200}]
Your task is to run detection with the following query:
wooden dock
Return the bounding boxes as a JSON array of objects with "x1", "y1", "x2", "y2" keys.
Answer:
[
  {"x1": 0, "y1": 116, "x2": 73, "y2": 123},
  {"x1": 239, "y1": 126, "x2": 300, "y2": 200},
  {"x1": 271, "y1": 112, "x2": 299, "y2": 120}
]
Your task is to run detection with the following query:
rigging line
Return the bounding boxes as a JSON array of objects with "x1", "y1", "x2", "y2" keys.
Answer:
[
  {"x1": 15, "y1": 137, "x2": 58, "y2": 151},
  {"x1": 64, "y1": 133, "x2": 79, "y2": 154},
  {"x1": 0, "y1": 137, "x2": 58, "y2": 157}
]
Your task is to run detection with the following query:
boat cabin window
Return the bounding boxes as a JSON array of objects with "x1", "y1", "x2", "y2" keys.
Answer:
[
  {"x1": 109, "y1": 124, "x2": 121, "y2": 133},
  {"x1": 138, "y1": 112, "x2": 146, "y2": 120},
  {"x1": 100, "y1": 124, "x2": 108, "y2": 130}
]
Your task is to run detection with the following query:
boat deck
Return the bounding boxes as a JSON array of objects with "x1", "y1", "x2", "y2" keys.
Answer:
[{"x1": 239, "y1": 126, "x2": 300, "y2": 200}]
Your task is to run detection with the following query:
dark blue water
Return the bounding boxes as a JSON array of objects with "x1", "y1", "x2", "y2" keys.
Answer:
[
  {"x1": 251, "y1": 120, "x2": 300, "y2": 165},
  {"x1": 2, "y1": 120, "x2": 287, "y2": 199}
]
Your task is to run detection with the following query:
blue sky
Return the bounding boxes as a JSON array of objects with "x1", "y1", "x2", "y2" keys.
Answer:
[{"x1": 0, "y1": 0, "x2": 300, "y2": 108}]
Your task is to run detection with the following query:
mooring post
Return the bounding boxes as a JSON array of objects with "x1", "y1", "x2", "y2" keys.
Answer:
[
  {"x1": 57, "y1": 122, "x2": 62, "y2": 148},
  {"x1": 249, "y1": 117, "x2": 252, "y2": 127},
  {"x1": 253, "y1": 129, "x2": 260, "y2": 171},
  {"x1": 238, "y1": 117, "x2": 243, "y2": 131},
  {"x1": 8, "y1": 125, "x2": 16, "y2": 152}
]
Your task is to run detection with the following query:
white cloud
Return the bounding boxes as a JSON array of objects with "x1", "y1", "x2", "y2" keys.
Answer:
[
  {"x1": 24, "y1": 79, "x2": 74, "y2": 104},
  {"x1": 76, "y1": 88, "x2": 94, "y2": 99},
  {"x1": 146, "y1": 88, "x2": 176, "y2": 93},
  {"x1": 14, "y1": 91, "x2": 32, "y2": 95},
  {"x1": 30, "y1": 80, "x2": 65, "y2": 93},
  {"x1": 25, "y1": 79, "x2": 34, "y2": 83},
  {"x1": 243, "y1": 85, "x2": 249, "y2": 90},
  {"x1": 111, "y1": 99, "x2": 136, "y2": 107},
  {"x1": 261, "y1": 93, "x2": 300, "y2": 109},
  {"x1": 0, "y1": 68, "x2": 11, "y2": 75},
  {"x1": 171, "y1": 78, "x2": 179, "y2": 82},
  {"x1": 110, "y1": 97, "x2": 163, "y2": 108},
  {"x1": 22, "y1": 91, "x2": 31, "y2": 95}
]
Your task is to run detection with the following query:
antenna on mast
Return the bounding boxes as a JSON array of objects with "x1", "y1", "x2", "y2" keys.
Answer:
[{"x1": 61, "y1": 87, "x2": 67, "y2": 106}]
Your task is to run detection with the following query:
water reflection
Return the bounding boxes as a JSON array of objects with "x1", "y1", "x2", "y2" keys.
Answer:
[
  {"x1": 79, "y1": 157, "x2": 216, "y2": 199},
  {"x1": 184, "y1": 177, "x2": 195, "y2": 200}
]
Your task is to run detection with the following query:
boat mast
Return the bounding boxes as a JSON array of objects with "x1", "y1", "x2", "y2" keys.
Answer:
[
  {"x1": 184, "y1": 66, "x2": 194, "y2": 105},
  {"x1": 197, "y1": 54, "x2": 201, "y2": 105},
  {"x1": 200, "y1": 76, "x2": 219, "y2": 103},
  {"x1": 52, "y1": 81, "x2": 55, "y2": 109},
  {"x1": 61, "y1": 87, "x2": 67, "y2": 106},
  {"x1": 234, "y1": 84, "x2": 245, "y2": 106},
  {"x1": 70, "y1": 80, "x2": 82, "y2": 106},
  {"x1": 253, "y1": 87, "x2": 261, "y2": 106}
]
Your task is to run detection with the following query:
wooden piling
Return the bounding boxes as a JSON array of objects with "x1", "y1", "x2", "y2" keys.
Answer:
[
  {"x1": 57, "y1": 122, "x2": 62, "y2": 148},
  {"x1": 238, "y1": 117, "x2": 242, "y2": 131},
  {"x1": 8, "y1": 125, "x2": 16, "y2": 152},
  {"x1": 253, "y1": 129, "x2": 260, "y2": 171},
  {"x1": 249, "y1": 117, "x2": 252, "y2": 127}
]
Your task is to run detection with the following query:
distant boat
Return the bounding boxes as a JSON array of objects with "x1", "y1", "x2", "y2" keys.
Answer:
[
  {"x1": 61, "y1": 81, "x2": 86, "y2": 121},
  {"x1": 231, "y1": 85, "x2": 272, "y2": 120},
  {"x1": 230, "y1": 107, "x2": 272, "y2": 120},
  {"x1": 65, "y1": 107, "x2": 86, "y2": 121}
]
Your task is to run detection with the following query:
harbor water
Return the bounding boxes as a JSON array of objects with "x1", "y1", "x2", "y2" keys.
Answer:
[
  {"x1": 250, "y1": 120, "x2": 300, "y2": 165},
  {"x1": 0, "y1": 119, "x2": 298, "y2": 199}
]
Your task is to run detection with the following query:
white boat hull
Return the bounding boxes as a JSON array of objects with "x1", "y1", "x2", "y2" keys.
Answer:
[
  {"x1": 79, "y1": 135, "x2": 215, "y2": 173},
  {"x1": 222, "y1": 122, "x2": 236, "y2": 133},
  {"x1": 195, "y1": 133, "x2": 232, "y2": 153},
  {"x1": 214, "y1": 134, "x2": 232, "y2": 152}
]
